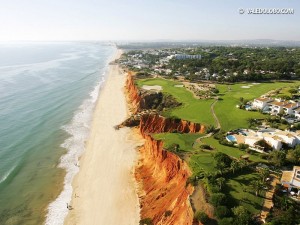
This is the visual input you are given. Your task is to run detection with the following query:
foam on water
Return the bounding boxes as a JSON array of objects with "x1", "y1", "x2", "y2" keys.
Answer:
[
  {"x1": 45, "y1": 75, "x2": 105, "y2": 225},
  {"x1": 0, "y1": 164, "x2": 17, "y2": 184}
]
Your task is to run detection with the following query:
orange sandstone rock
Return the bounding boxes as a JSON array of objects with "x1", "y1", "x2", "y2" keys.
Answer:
[
  {"x1": 125, "y1": 72, "x2": 141, "y2": 113},
  {"x1": 136, "y1": 135, "x2": 194, "y2": 225},
  {"x1": 140, "y1": 114, "x2": 205, "y2": 135},
  {"x1": 125, "y1": 71, "x2": 205, "y2": 225}
]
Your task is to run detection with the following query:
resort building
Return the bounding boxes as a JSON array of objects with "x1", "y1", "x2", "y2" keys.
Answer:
[
  {"x1": 269, "y1": 101, "x2": 288, "y2": 114},
  {"x1": 252, "y1": 98, "x2": 273, "y2": 110},
  {"x1": 251, "y1": 97, "x2": 300, "y2": 116},
  {"x1": 244, "y1": 136, "x2": 261, "y2": 147},
  {"x1": 283, "y1": 102, "x2": 300, "y2": 115},
  {"x1": 281, "y1": 166, "x2": 300, "y2": 192},
  {"x1": 227, "y1": 128, "x2": 300, "y2": 151},
  {"x1": 263, "y1": 134, "x2": 283, "y2": 150},
  {"x1": 275, "y1": 131, "x2": 298, "y2": 147}
]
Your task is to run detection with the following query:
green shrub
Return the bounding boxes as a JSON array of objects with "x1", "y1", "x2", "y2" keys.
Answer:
[
  {"x1": 195, "y1": 211, "x2": 209, "y2": 224},
  {"x1": 213, "y1": 131, "x2": 225, "y2": 140},
  {"x1": 164, "y1": 210, "x2": 172, "y2": 217},
  {"x1": 238, "y1": 143, "x2": 249, "y2": 150},
  {"x1": 200, "y1": 144, "x2": 212, "y2": 150},
  {"x1": 260, "y1": 154, "x2": 268, "y2": 160},
  {"x1": 219, "y1": 139, "x2": 234, "y2": 147},
  {"x1": 215, "y1": 206, "x2": 230, "y2": 219},
  {"x1": 186, "y1": 177, "x2": 198, "y2": 187},
  {"x1": 210, "y1": 193, "x2": 227, "y2": 207},
  {"x1": 218, "y1": 217, "x2": 234, "y2": 225},
  {"x1": 140, "y1": 218, "x2": 153, "y2": 225}
]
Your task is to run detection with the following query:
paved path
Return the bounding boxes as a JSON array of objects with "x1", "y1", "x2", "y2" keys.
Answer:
[{"x1": 210, "y1": 99, "x2": 221, "y2": 129}]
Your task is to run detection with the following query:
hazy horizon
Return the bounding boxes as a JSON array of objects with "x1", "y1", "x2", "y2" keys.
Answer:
[
  {"x1": 0, "y1": 38, "x2": 300, "y2": 43},
  {"x1": 0, "y1": 0, "x2": 299, "y2": 41}
]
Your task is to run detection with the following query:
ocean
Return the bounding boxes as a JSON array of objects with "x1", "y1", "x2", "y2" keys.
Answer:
[{"x1": 0, "y1": 42, "x2": 115, "y2": 225}]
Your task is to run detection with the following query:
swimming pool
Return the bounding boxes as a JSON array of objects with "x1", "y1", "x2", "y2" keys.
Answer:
[
  {"x1": 226, "y1": 135, "x2": 237, "y2": 142},
  {"x1": 245, "y1": 105, "x2": 252, "y2": 110}
]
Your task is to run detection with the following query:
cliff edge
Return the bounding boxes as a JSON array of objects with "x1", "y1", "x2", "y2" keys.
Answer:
[{"x1": 124, "y1": 72, "x2": 206, "y2": 225}]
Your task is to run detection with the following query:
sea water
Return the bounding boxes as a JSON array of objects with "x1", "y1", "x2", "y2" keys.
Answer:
[{"x1": 0, "y1": 42, "x2": 115, "y2": 225}]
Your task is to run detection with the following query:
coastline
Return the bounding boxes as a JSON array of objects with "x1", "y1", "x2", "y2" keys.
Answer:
[{"x1": 63, "y1": 49, "x2": 141, "y2": 225}]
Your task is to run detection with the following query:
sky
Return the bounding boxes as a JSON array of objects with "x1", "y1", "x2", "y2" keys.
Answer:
[{"x1": 0, "y1": 0, "x2": 299, "y2": 41}]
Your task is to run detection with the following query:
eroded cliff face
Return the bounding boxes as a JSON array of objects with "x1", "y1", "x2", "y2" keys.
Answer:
[
  {"x1": 126, "y1": 72, "x2": 141, "y2": 113},
  {"x1": 126, "y1": 73, "x2": 181, "y2": 114},
  {"x1": 125, "y1": 72, "x2": 199, "y2": 225},
  {"x1": 136, "y1": 134, "x2": 194, "y2": 225},
  {"x1": 140, "y1": 113, "x2": 205, "y2": 135}
]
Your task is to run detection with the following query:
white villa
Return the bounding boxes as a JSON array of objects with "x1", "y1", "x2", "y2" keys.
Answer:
[
  {"x1": 269, "y1": 101, "x2": 288, "y2": 114},
  {"x1": 283, "y1": 102, "x2": 299, "y2": 115},
  {"x1": 281, "y1": 166, "x2": 300, "y2": 192},
  {"x1": 227, "y1": 128, "x2": 300, "y2": 151},
  {"x1": 252, "y1": 97, "x2": 300, "y2": 116},
  {"x1": 276, "y1": 131, "x2": 298, "y2": 147},
  {"x1": 244, "y1": 136, "x2": 262, "y2": 147},
  {"x1": 263, "y1": 134, "x2": 283, "y2": 150},
  {"x1": 252, "y1": 98, "x2": 273, "y2": 111}
]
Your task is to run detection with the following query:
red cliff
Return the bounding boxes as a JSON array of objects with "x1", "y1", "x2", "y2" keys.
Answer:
[
  {"x1": 126, "y1": 72, "x2": 141, "y2": 113},
  {"x1": 140, "y1": 113, "x2": 205, "y2": 134},
  {"x1": 125, "y1": 72, "x2": 200, "y2": 225},
  {"x1": 136, "y1": 134, "x2": 194, "y2": 225}
]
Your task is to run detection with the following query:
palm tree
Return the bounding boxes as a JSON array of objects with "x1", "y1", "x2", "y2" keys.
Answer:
[
  {"x1": 250, "y1": 180, "x2": 264, "y2": 196},
  {"x1": 239, "y1": 159, "x2": 248, "y2": 169},
  {"x1": 259, "y1": 168, "x2": 270, "y2": 183},
  {"x1": 216, "y1": 177, "x2": 226, "y2": 190},
  {"x1": 247, "y1": 118, "x2": 256, "y2": 128},
  {"x1": 216, "y1": 162, "x2": 226, "y2": 175},
  {"x1": 230, "y1": 160, "x2": 240, "y2": 174}
]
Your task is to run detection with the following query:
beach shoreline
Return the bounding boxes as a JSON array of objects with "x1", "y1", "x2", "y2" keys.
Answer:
[{"x1": 64, "y1": 49, "x2": 141, "y2": 225}]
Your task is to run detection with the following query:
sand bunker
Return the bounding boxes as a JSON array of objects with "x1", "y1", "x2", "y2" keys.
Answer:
[
  {"x1": 142, "y1": 85, "x2": 162, "y2": 91},
  {"x1": 174, "y1": 85, "x2": 184, "y2": 88},
  {"x1": 241, "y1": 86, "x2": 251, "y2": 88}
]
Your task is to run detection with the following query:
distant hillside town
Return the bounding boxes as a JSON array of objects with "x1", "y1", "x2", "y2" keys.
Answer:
[{"x1": 118, "y1": 46, "x2": 300, "y2": 82}]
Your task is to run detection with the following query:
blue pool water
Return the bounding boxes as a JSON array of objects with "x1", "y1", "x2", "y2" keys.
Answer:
[
  {"x1": 245, "y1": 105, "x2": 252, "y2": 110},
  {"x1": 226, "y1": 135, "x2": 237, "y2": 142}
]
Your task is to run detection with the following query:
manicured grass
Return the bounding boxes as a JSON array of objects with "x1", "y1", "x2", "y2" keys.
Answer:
[
  {"x1": 153, "y1": 133, "x2": 266, "y2": 214},
  {"x1": 137, "y1": 78, "x2": 300, "y2": 131},
  {"x1": 188, "y1": 136, "x2": 266, "y2": 176},
  {"x1": 275, "y1": 85, "x2": 299, "y2": 99},
  {"x1": 201, "y1": 137, "x2": 265, "y2": 163},
  {"x1": 153, "y1": 133, "x2": 266, "y2": 175},
  {"x1": 136, "y1": 78, "x2": 215, "y2": 126},
  {"x1": 225, "y1": 172, "x2": 265, "y2": 214},
  {"x1": 153, "y1": 133, "x2": 215, "y2": 174},
  {"x1": 153, "y1": 133, "x2": 203, "y2": 152},
  {"x1": 214, "y1": 99, "x2": 265, "y2": 131},
  {"x1": 215, "y1": 81, "x2": 300, "y2": 131},
  {"x1": 136, "y1": 78, "x2": 292, "y2": 215},
  {"x1": 190, "y1": 153, "x2": 215, "y2": 174}
]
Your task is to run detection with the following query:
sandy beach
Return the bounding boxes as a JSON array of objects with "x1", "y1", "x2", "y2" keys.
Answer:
[{"x1": 64, "y1": 49, "x2": 141, "y2": 225}]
